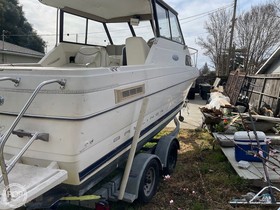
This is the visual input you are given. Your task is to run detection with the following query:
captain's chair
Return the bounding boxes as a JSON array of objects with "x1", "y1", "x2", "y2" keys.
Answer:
[{"x1": 125, "y1": 37, "x2": 150, "y2": 65}]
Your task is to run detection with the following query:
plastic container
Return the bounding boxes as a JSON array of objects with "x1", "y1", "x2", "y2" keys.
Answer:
[
  {"x1": 234, "y1": 131, "x2": 268, "y2": 162},
  {"x1": 199, "y1": 84, "x2": 211, "y2": 100}
]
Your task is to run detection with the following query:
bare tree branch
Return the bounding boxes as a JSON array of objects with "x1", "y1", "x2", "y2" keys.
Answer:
[
  {"x1": 236, "y1": 3, "x2": 280, "y2": 74},
  {"x1": 197, "y1": 10, "x2": 231, "y2": 76},
  {"x1": 198, "y1": 1, "x2": 280, "y2": 76}
]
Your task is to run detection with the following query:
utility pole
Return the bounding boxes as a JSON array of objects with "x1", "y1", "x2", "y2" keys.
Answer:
[
  {"x1": 226, "y1": 0, "x2": 237, "y2": 76},
  {"x1": 2, "y1": 30, "x2": 5, "y2": 49},
  {"x1": 2, "y1": 30, "x2": 5, "y2": 64}
]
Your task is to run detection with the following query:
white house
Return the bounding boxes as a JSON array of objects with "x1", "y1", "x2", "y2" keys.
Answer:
[
  {"x1": 256, "y1": 45, "x2": 280, "y2": 74},
  {"x1": 0, "y1": 40, "x2": 44, "y2": 64}
]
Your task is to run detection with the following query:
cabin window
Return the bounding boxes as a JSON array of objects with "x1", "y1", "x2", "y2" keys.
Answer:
[
  {"x1": 154, "y1": 1, "x2": 185, "y2": 45},
  {"x1": 156, "y1": 4, "x2": 171, "y2": 39},
  {"x1": 61, "y1": 11, "x2": 110, "y2": 46},
  {"x1": 87, "y1": 20, "x2": 108, "y2": 45},
  {"x1": 63, "y1": 13, "x2": 86, "y2": 43},
  {"x1": 132, "y1": 20, "x2": 154, "y2": 42},
  {"x1": 185, "y1": 55, "x2": 192, "y2": 66},
  {"x1": 169, "y1": 11, "x2": 184, "y2": 44},
  {"x1": 107, "y1": 23, "x2": 133, "y2": 45}
]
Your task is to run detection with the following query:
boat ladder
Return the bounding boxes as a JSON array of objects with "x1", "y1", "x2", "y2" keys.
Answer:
[{"x1": 0, "y1": 78, "x2": 68, "y2": 209}]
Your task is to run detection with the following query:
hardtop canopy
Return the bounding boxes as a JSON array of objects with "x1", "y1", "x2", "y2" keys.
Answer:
[
  {"x1": 39, "y1": 0, "x2": 177, "y2": 23},
  {"x1": 39, "y1": 0, "x2": 184, "y2": 46}
]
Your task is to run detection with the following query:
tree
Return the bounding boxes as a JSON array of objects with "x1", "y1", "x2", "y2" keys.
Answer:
[
  {"x1": 0, "y1": 0, "x2": 45, "y2": 52},
  {"x1": 236, "y1": 3, "x2": 280, "y2": 74},
  {"x1": 200, "y1": 62, "x2": 210, "y2": 75},
  {"x1": 198, "y1": 1, "x2": 280, "y2": 76},
  {"x1": 272, "y1": 0, "x2": 280, "y2": 17},
  {"x1": 197, "y1": 9, "x2": 232, "y2": 77}
]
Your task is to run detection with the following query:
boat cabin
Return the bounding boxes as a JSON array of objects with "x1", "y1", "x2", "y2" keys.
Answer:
[{"x1": 38, "y1": 0, "x2": 191, "y2": 68}]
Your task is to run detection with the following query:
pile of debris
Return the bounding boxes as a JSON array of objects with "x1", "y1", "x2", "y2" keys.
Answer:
[
  {"x1": 200, "y1": 89, "x2": 280, "y2": 134},
  {"x1": 200, "y1": 86, "x2": 280, "y2": 207}
]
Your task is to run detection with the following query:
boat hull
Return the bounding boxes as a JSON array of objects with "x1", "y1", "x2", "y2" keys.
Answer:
[{"x1": 0, "y1": 64, "x2": 196, "y2": 186}]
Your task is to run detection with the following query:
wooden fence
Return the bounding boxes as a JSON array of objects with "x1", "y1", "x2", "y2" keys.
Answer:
[
  {"x1": 225, "y1": 71, "x2": 280, "y2": 117},
  {"x1": 225, "y1": 70, "x2": 246, "y2": 105}
]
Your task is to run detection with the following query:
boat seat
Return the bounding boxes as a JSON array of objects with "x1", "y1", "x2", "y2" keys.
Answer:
[
  {"x1": 125, "y1": 37, "x2": 150, "y2": 65},
  {"x1": 74, "y1": 46, "x2": 102, "y2": 67},
  {"x1": 106, "y1": 44, "x2": 125, "y2": 66}
]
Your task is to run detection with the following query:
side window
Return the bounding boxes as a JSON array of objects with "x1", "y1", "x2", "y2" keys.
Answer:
[
  {"x1": 63, "y1": 13, "x2": 86, "y2": 44},
  {"x1": 62, "y1": 12, "x2": 108, "y2": 46},
  {"x1": 156, "y1": 3, "x2": 171, "y2": 39},
  {"x1": 107, "y1": 23, "x2": 132, "y2": 45},
  {"x1": 87, "y1": 20, "x2": 108, "y2": 46},
  {"x1": 133, "y1": 20, "x2": 154, "y2": 42},
  {"x1": 155, "y1": 2, "x2": 184, "y2": 44},
  {"x1": 185, "y1": 55, "x2": 192, "y2": 66},
  {"x1": 169, "y1": 11, "x2": 184, "y2": 44}
]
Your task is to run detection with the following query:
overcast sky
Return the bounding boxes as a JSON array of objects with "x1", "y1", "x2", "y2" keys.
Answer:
[{"x1": 18, "y1": 0, "x2": 265, "y2": 69}]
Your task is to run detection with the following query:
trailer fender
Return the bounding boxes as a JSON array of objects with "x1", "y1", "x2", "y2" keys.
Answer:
[
  {"x1": 154, "y1": 136, "x2": 180, "y2": 174},
  {"x1": 125, "y1": 153, "x2": 162, "y2": 201}
]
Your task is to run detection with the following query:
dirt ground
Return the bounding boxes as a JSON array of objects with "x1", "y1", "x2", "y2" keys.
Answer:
[{"x1": 110, "y1": 128, "x2": 279, "y2": 210}]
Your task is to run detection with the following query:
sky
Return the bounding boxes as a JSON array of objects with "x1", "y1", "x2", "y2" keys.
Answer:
[{"x1": 18, "y1": 0, "x2": 265, "y2": 69}]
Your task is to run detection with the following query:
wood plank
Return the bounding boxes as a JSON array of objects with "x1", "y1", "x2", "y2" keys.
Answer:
[
  {"x1": 245, "y1": 74, "x2": 280, "y2": 116},
  {"x1": 217, "y1": 134, "x2": 280, "y2": 183},
  {"x1": 212, "y1": 132, "x2": 235, "y2": 147},
  {"x1": 221, "y1": 147, "x2": 280, "y2": 182},
  {"x1": 240, "y1": 114, "x2": 280, "y2": 123},
  {"x1": 249, "y1": 90, "x2": 280, "y2": 99},
  {"x1": 225, "y1": 70, "x2": 246, "y2": 105},
  {"x1": 247, "y1": 74, "x2": 280, "y2": 79},
  {"x1": 221, "y1": 147, "x2": 262, "y2": 180},
  {"x1": 251, "y1": 160, "x2": 280, "y2": 181}
]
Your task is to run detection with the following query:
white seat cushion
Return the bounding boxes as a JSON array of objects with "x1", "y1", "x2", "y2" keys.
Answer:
[
  {"x1": 125, "y1": 37, "x2": 150, "y2": 65},
  {"x1": 75, "y1": 47, "x2": 101, "y2": 67}
]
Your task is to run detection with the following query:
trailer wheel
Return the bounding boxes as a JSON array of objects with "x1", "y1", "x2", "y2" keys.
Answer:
[
  {"x1": 138, "y1": 158, "x2": 160, "y2": 203},
  {"x1": 164, "y1": 140, "x2": 178, "y2": 175}
]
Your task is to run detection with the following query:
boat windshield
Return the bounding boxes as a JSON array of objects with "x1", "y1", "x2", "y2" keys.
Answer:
[
  {"x1": 57, "y1": 0, "x2": 185, "y2": 46},
  {"x1": 155, "y1": 2, "x2": 184, "y2": 44},
  {"x1": 61, "y1": 11, "x2": 154, "y2": 46}
]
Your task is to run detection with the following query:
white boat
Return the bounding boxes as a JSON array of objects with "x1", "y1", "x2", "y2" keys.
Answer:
[{"x1": 0, "y1": 0, "x2": 198, "y2": 208}]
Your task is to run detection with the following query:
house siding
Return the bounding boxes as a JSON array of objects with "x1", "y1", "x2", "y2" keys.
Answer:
[
  {"x1": 1, "y1": 53, "x2": 42, "y2": 64},
  {"x1": 256, "y1": 46, "x2": 280, "y2": 75},
  {"x1": 0, "y1": 40, "x2": 44, "y2": 64},
  {"x1": 266, "y1": 59, "x2": 280, "y2": 74}
]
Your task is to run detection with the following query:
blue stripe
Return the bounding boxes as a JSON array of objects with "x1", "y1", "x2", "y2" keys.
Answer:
[{"x1": 78, "y1": 102, "x2": 182, "y2": 181}]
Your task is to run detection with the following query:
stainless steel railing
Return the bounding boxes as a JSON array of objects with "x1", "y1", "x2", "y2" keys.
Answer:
[{"x1": 0, "y1": 79, "x2": 66, "y2": 200}]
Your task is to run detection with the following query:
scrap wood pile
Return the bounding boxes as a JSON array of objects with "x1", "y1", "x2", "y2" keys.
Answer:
[{"x1": 200, "y1": 89, "x2": 280, "y2": 134}]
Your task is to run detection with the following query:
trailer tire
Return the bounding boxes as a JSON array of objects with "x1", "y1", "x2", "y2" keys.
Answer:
[
  {"x1": 138, "y1": 158, "x2": 160, "y2": 203},
  {"x1": 164, "y1": 139, "x2": 178, "y2": 175}
]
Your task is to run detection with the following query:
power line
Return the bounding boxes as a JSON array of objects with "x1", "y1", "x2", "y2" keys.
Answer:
[
  {"x1": 4, "y1": 4, "x2": 234, "y2": 37},
  {"x1": 180, "y1": 3, "x2": 233, "y2": 20},
  {"x1": 180, "y1": 3, "x2": 234, "y2": 24}
]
